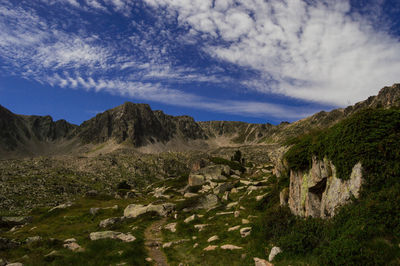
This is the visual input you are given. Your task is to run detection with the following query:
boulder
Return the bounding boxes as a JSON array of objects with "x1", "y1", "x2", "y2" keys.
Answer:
[
  {"x1": 184, "y1": 192, "x2": 198, "y2": 198},
  {"x1": 254, "y1": 257, "x2": 273, "y2": 266},
  {"x1": 240, "y1": 227, "x2": 251, "y2": 238},
  {"x1": 194, "y1": 224, "x2": 209, "y2": 231},
  {"x1": 99, "y1": 217, "x2": 124, "y2": 228},
  {"x1": 226, "y1": 202, "x2": 238, "y2": 209},
  {"x1": 123, "y1": 203, "x2": 175, "y2": 218},
  {"x1": 203, "y1": 245, "x2": 218, "y2": 251},
  {"x1": 197, "y1": 194, "x2": 219, "y2": 210},
  {"x1": 89, "y1": 231, "x2": 135, "y2": 242},
  {"x1": 26, "y1": 236, "x2": 41, "y2": 243},
  {"x1": 207, "y1": 235, "x2": 219, "y2": 242},
  {"x1": 221, "y1": 244, "x2": 242, "y2": 250},
  {"x1": 268, "y1": 246, "x2": 282, "y2": 262},
  {"x1": 197, "y1": 165, "x2": 230, "y2": 180},
  {"x1": 184, "y1": 214, "x2": 196, "y2": 224},
  {"x1": 164, "y1": 222, "x2": 177, "y2": 233},
  {"x1": 288, "y1": 158, "x2": 363, "y2": 218},
  {"x1": 228, "y1": 225, "x2": 240, "y2": 232},
  {"x1": 6, "y1": 263, "x2": 23, "y2": 266},
  {"x1": 63, "y1": 241, "x2": 84, "y2": 252},
  {"x1": 188, "y1": 174, "x2": 205, "y2": 187}
]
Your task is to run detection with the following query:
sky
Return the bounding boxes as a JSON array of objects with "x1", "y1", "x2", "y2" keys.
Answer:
[{"x1": 0, "y1": 0, "x2": 400, "y2": 125}]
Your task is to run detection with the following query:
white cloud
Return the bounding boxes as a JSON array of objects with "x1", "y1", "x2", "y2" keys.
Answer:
[{"x1": 144, "y1": 0, "x2": 400, "y2": 106}]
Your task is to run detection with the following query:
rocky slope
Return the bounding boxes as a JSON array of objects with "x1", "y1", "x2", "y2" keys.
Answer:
[{"x1": 2, "y1": 84, "x2": 400, "y2": 158}]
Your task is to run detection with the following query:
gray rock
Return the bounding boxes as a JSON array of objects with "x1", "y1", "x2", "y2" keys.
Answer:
[
  {"x1": 99, "y1": 217, "x2": 124, "y2": 228},
  {"x1": 188, "y1": 174, "x2": 205, "y2": 187},
  {"x1": 26, "y1": 236, "x2": 41, "y2": 243},
  {"x1": 240, "y1": 227, "x2": 251, "y2": 238},
  {"x1": 268, "y1": 246, "x2": 282, "y2": 261},
  {"x1": 164, "y1": 222, "x2": 177, "y2": 232},
  {"x1": 207, "y1": 235, "x2": 219, "y2": 242},
  {"x1": 89, "y1": 231, "x2": 135, "y2": 242},
  {"x1": 254, "y1": 257, "x2": 272, "y2": 266},
  {"x1": 288, "y1": 158, "x2": 363, "y2": 218},
  {"x1": 6, "y1": 263, "x2": 23, "y2": 266},
  {"x1": 123, "y1": 203, "x2": 175, "y2": 218},
  {"x1": 221, "y1": 244, "x2": 242, "y2": 250},
  {"x1": 49, "y1": 202, "x2": 73, "y2": 212}
]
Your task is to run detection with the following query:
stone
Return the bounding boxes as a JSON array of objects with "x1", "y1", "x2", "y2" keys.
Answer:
[
  {"x1": 63, "y1": 242, "x2": 84, "y2": 252},
  {"x1": 184, "y1": 192, "x2": 198, "y2": 198},
  {"x1": 242, "y1": 219, "x2": 250, "y2": 224},
  {"x1": 226, "y1": 202, "x2": 238, "y2": 209},
  {"x1": 207, "y1": 235, "x2": 219, "y2": 242},
  {"x1": 203, "y1": 245, "x2": 218, "y2": 251},
  {"x1": 268, "y1": 246, "x2": 282, "y2": 262},
  {"x1": 64, "y1": 238, "x2": 76, "y2": 243},
  {"x1": 198, "y1": 165, "x2": 230, "y2": 180},
  {"x1": 228, "y1": 225, "x2": 240, "y2": 232},
  {"x1": 89, "y1": 208, "x2": 100, "y2": 216},
  {"x1": 193, "y1": 243, "x2": 198, "y2": 248},
  {"x1": 162, "y1": 239, "x2": 190, "y2": 248},
  {"x1": 234, "y1": 211, "x2": 240, "y2": 218},
  {"x1": 254, "y1": 257, "x2": 273, "y2": 266},
  {"x1": 89, "y1": 231, "x2": 135, "y2": 242},
  {"x1": 230, "y1": 188, "x2": 238, "y2": 194},
  {"x1": 123, "y1": 203, "x2": 175, "y2": 218},
  {"x1": 6, "y1": 263, "x2": 23, "y2": 266},
  {"x1": 213, "y1": 182, "x2": 233, "y2": 195},
  {"x1": 222, "y1": 191, "x2": 229, "y2": 201},
  {"x1": 194, "y1": 224, "x2": 209, "y2": 231},
  {"x1": 164, "y1": 222, "x2": 177, "y2": 232},
  {"x1": 256, "y1": 193, "x2": 268, "y2": 201},
  {"x1": 240, "y1": 227, "x2": 251, "y2": 238},
  {"x1": 145, "y1": 258, "x2": 152, "y2": 262},
  {"x1": 240, "y1": 180, "x2": 252, "y2": 185},
  {"x1": 188, "y1": 174, "x2": 205, "y2": 187},
  {"x1": 44, "y1": 250, "x2": 61, "y2": 258},
  {"x1": 49, "y1": 202, "x2": 73, "y2": 212},
  {"x1": 288, "y1": 158, "x2": 363, "y2": 218},
  {"x1": 26, "y1": 236, "x2": 41, "y2": 243},
  {"x1": 231, "y1": 174, "x2": 240, "y2": 179},
  {"x1": 99, "y1": 217, "x2": 124, "y2": 228},
  {"x1": 184, "y1": 214, "x2": 196, "y2": 224},
  {"x1": 221, "y1": 244, "x2": 242, "y2": 250},
  {"x1": 196, "y1": 194, "x2": 219, "y2": 210},
  {"x1": 216, "y1": 211, "x2": 234, "y2": 216}
]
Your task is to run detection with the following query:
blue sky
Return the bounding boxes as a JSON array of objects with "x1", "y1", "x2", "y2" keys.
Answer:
[{"x1": 0, "y1": 0, "x2": 399, "y2": 125}]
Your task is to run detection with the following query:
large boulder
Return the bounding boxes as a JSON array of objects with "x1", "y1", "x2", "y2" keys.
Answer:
[
  {"x1": 288, "y1": 157, "x2": 363, "y2": 218},
  {"x1": 123, "y1": 203, "x2": 175, "y2": 218},
  {"x1": 188, "y1": 174, "x2": 205, "y2": 187},
  {"x1": 197, "y1": 165, "x2": 230, "y2": 180}
]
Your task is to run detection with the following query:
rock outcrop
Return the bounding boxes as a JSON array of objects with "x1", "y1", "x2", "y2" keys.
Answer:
[
  {"x1": 123, "y1": 203, "x2": 175, "y2": 218},
  {"x1": 287, "y1": 157, "x2": 363, "y2": 218}
]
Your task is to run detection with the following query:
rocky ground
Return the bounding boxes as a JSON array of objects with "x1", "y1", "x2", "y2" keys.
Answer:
[{"x1": 0, "y1": 148, "x2": 291, "y2": 266}]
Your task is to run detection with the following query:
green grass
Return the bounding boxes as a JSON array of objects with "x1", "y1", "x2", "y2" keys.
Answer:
[
  {"x1": 277, "y1": 108, "x2": 400, "y2": 265},
  {"x1": 0, "y1": 197, "x2": 156, "y2": 266}
]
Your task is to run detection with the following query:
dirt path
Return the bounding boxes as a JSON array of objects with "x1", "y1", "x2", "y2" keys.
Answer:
[{"x1": 144, "y1": 218, "x2": 169, "y2": 266}]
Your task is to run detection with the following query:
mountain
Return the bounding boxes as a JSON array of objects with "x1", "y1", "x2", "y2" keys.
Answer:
[
  {"x1": 1, "y1": 83, "x2": 399, "y2": 158},
  {"x1": 0, "y1": 105, "x2": 77, "y2": 157}
]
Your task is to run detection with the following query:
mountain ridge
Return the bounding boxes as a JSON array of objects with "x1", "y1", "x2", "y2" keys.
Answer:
[{"x1": 1, "y1": 83, "x2": 399, "y2": 158}]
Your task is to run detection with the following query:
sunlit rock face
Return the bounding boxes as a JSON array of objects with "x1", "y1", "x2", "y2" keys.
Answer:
[{"x1": 287, "y1": 157, "x2": 363, "y2": 218}]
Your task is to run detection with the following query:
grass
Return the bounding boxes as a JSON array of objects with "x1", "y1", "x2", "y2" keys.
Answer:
[{"x1": 0, "y1": 196, "x2": 156, "y2": 266}]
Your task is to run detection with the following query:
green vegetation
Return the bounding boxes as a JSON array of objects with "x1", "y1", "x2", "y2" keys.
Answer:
[{"x1": 271, "y1": 108, "x2": 400, "y2": 265}]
